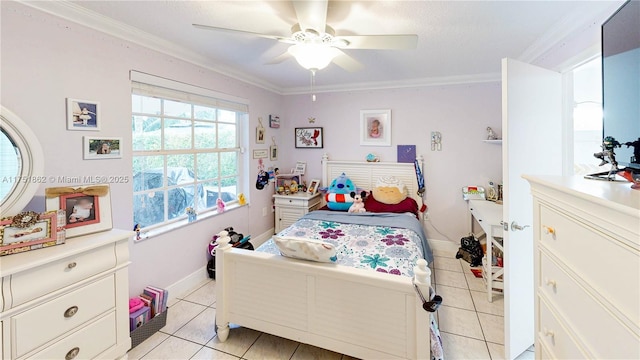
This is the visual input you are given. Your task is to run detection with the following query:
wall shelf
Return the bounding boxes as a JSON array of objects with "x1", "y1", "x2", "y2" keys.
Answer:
[{"x1": 482, "y1": 139, "x2": 502, "y2": 144}]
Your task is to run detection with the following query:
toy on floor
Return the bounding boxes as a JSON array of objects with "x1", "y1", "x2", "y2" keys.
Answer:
[{"x1": 348, "y1": 191, "x2": 367, "y2": 213}]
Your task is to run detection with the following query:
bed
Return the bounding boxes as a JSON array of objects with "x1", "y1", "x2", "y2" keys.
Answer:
[{"x1": 214, "y1": 155, "x2": 437, "y2": 359}]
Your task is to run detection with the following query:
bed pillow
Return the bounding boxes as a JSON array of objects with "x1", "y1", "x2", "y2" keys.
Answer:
[
  {"x1": 273, "y1": 236, "x2": 337, "y2": 263},
  {"x1": 365, "y1": 194, "x2": 419, "y2": 217}
]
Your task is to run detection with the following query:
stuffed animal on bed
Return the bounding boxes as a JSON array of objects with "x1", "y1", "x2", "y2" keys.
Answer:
[
  {"x1": 348, "y1": 191, "x2": 367, "y2": 213},
  {"x1": 325, "y1": 172, "x2": 357, "y2": 211},
  {"x1": 372, "y1": 176, "x2": 407, "y2": 204}
]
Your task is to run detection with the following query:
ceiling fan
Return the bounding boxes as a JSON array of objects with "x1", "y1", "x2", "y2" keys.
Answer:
[{"x1": 193, "y1": 0, "x2": 418, "y2": 72}]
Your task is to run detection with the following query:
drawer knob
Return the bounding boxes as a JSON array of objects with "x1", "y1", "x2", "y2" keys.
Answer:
[
  {"x1": 543, "y1": 226, "x2": 555, "y2": 235},
  {"x1": 67, "y1": 262, "x2": 77, "y2": 269},
  {"x1": 543, "y1": 327, "x2": 555, "y2": 339},
  {"x1": 65, "y1": 347, "x2": 80, "y2": 360},
  {"x1": 545, "y1": 279, "x2": 557, "y2": 288},
  {"x1": 64, "y1": 306, "x2": 79, "y2": 318}
]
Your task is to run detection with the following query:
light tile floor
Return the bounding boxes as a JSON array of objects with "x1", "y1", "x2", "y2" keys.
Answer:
[{"x1": 128, "y1": 247, "x2": 536, "y2": 360}]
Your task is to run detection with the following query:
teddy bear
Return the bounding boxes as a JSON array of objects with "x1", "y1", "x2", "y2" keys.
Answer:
[{"x1": 348, "y1": 191, "x2": 367, "y2": 213}]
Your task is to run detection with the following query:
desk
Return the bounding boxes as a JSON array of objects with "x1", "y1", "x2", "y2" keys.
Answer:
[{"x1": 468, "y1": 200, "x2": 504, "y2": 302}]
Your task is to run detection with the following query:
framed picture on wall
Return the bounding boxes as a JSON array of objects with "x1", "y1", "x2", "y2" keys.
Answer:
[
  {"x1": 83, "y1": 136, "x2": 122, "y2": 159},
  {"x1": 360, "y1": 109, "x2": 391, "y2": 146},
  {"x1": 270, "y1": 145, "x2": 278, "y2": 161},
  {"x1": 67, "y1": 98, "x2": 100, "y2": 131},
  {"x1": 295, "y1": 127, "x2": 323, "y2": 148}
]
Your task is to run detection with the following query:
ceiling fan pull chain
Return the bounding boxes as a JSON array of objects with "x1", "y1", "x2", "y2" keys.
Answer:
[{"x1": 311, "y1": 69, "x2": 317, "y2": 102}]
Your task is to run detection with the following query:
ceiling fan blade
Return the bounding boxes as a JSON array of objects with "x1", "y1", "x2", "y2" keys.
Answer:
[
  {"x1": 192, "y1": 23, "x2": 289, "y2": 42},
  {"x1": 265, "y1": 51, "x2": 293, "y2": 65},
  {"x1": 332, "y1": 50, "x2": 363, "y2": 72},
  {"x1": 338, "y1": 35, "x2": 418, "y2": 50},
  {"x1": 292, "y1": 0, "x2": 328, "y2": 33}
]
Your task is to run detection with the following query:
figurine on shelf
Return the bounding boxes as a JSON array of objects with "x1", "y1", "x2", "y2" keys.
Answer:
[
  {"x1": 216, "y1": 198, "x2": 225, "y2": 213},
  {"x1": 486, "y1": 127, "x2": 498, "y2": 140},
  {"x1": 186, "y1": 207, "x2": 197, "y2": 222},
  {"x1": 290, "y1": 180, "x2": 299, "y2": 193},
  {"x1": 593, "y1": 136, "x2": 622, "y2": 179}
]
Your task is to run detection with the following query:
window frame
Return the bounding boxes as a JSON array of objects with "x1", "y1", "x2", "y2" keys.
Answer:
[{"x1": 130, "y1": 72, "x2": 248, "y2": 233}]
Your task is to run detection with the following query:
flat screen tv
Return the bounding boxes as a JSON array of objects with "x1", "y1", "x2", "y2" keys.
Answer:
[{"x1": 602, "y1": 0, "x2": 640, "y2": 171}]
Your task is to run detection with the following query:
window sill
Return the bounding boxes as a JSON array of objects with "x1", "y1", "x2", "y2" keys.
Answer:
[{"x1": 133, "y1": 203, "x2": 246, "y2": 243}]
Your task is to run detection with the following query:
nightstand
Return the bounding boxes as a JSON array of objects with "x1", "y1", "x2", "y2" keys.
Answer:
[{"x1": 273, "y1": 192, "x2": 322, "y2": 233}]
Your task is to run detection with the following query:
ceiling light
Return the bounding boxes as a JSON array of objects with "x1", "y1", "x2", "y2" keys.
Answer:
[{"x1": 288, "y1": 43, "x2": 340, "y2": 71}]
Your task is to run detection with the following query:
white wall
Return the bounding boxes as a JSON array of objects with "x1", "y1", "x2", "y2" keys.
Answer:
[
  {"x1": 1, "y1": 2, "x2": 283, "y2": 295},
  {"x1": 280, "y1": 83, "x2": 503, "y2": 242}
]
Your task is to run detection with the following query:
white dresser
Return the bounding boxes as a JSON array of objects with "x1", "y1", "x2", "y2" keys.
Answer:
[
  {"x1": 273, "y1": 192, "x2": 322, "y2": 233},
  {"x1": 0, "y1": 229, "x2": 132, "y2": 360},
  {"x1": 525, "y1": 176, "x2": 640, "y2": 359}
]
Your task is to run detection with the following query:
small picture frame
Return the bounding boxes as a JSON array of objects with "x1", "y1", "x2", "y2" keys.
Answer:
[
  {"x1": 84, "y1": 136, "x2": 122, "y2": 159},
  {"x1": 0, "y1": 210, "x2": 66, "y2": 256},
  {"x1": 253, "y1": 149, "x2": 268, "y2": 159},
  {"x1": 46, "y1": 184, "x2": 113, "y2": 238},
  {"x1": 307, "y1": 179, "x2": 320, "y2": 195},
  {"x1": 67, "y1": 98, "x2": 100, "y2": 131},
  {"x1": 295, "y1": 127, "x2": 323, "y2": 148},
  {"x1": 270, "y1": 145, "x2": 278, "y2": 161},
  {"x1": 294, "y1": 161, "x2": 306, "y2": 175},
  {"x1": 256, "y1": 126, "x2": 265, "y2": 144},
  {"x1": 269, "y1": 115, "x2": 280, "y2": 128},
  {"x1": 360, "y1": 109, "x2": 391, "y2": 146}
]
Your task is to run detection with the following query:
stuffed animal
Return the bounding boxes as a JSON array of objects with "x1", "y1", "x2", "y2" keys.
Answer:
[
  {"x1": 237, "y1": 193, "x2": 246, "y2": 206},
  {"x1": 372, "y1": 176, "x2": 407, "y2": 204},
  {"x1": 325, "y1": 173, "x2": 357, "y2": 211},
  {"x1": 216, "y1": 198, "x2": 225, "y2": 213},
  {"x1": 348, "y1": 191, "x2": 367, "y2": 213}
]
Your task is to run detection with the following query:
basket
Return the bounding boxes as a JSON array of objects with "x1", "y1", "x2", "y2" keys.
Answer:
[{"x1": 130, "y1": 309, "x2": 168, "y2": 349}]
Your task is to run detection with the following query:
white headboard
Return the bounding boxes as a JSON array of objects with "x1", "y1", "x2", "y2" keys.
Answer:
[{"x1": 321, "y1": 154, "x2": 424, "y2": 206}]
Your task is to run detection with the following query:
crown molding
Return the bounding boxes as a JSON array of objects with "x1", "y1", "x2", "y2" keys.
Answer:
[
  {"x1": 17, "y1": 0, "x2": 285, "y2": 94},
  {"x1": 518, "y1": 0, "x2": 623, "y2": 65},
  {"x1": 281, "y1": 72, "x2": 501, "y2": 95}
]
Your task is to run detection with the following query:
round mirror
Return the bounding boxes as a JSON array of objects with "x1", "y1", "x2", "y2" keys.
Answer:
[{"x1": 0, "y1": 106, "x2": 44, "y2": 217}]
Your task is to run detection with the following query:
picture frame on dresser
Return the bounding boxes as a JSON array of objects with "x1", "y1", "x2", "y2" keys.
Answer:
[
  {"x1": 307, "y1": 179, "x2": 320, "y2": 195},
  {"x1": 0, "y1": 210, "x2": 66, "y2": 256},
  {"x1": 45, "y1": 184, "x2": 113, "y2": 238}
]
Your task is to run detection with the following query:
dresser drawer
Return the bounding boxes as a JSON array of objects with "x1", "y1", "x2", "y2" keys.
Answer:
[
  {"x1": 13, "y1": 275, "x2": 115, "y2": 358},
  {"x1": 23, "y1": 311, "x2": 117, "y2": 360},
  {"x1": 10, "y1": 244, "x2": 116, "y2": 307},
  {"x1": 538, "y1": 298, "x2": 588, "y2": 359},
  {"x1": 539, "y1": 254, "x2": 639, "y2": 359},
  {"x1": 539, "y1": 205, "x2": 640, "y2": 322},
  {"x1": 275, "y1": 197, "x2": 307, "y2": 207}
]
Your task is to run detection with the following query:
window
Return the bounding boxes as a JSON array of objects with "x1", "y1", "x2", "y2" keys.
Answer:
[
  {"x1": 131, "y1": 73, "x2": 248, "y2": 230},
  {"x1": 572, "y1": 58, "x2": 607, "y2": 175}
]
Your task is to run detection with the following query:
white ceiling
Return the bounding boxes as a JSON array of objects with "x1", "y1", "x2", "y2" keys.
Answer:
[{"x1": 28, "y1": 1, "x2": 623, "y2": 93}]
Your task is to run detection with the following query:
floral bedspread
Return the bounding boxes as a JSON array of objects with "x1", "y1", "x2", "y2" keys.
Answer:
[{"x1": 258, "y1": 212, "x2": 428, "y2": 277}]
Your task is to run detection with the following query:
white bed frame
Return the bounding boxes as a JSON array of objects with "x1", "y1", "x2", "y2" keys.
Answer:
[{"x1": 215, "y1": 155, "x2": 432, "y2": 359}]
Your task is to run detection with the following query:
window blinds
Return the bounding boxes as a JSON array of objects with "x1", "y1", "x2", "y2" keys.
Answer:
[{"x1": 130, "y1": 71, "x2": 249, "y2": 113}]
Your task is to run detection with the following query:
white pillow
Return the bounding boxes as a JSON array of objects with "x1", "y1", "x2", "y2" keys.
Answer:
[{"x1": 273, "y1": 236, "x2": 337, "y2": 263}]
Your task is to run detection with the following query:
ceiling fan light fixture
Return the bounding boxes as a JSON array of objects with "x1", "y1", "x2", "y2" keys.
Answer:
[{"x1": 288, "y1": 43, "x2": 340, "y2": 71}]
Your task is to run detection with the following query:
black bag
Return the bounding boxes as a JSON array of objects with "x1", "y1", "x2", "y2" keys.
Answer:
[{"x1": 456, "y1": 235, "x2": 483, "y2": 267}]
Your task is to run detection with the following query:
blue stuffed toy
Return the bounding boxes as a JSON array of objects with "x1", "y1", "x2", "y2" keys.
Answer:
[{"x1": 325, "y1": 173, "x2": 357, "y2": 211}]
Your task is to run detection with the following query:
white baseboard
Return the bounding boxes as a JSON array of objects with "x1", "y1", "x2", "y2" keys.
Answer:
[
  {"x1": 165, "y1": 265, "x2": 210, "y2": 304},
  {"x1": 251, "y1": 227, "x2": 274, "y2": 248},
  {"x1": 428, "y1": 238, "x2": 458, "y2": 254}
]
